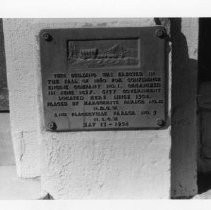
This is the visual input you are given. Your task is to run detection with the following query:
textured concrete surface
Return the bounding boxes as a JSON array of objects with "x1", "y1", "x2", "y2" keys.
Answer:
[
  {"x1": 38, "y1": 19, "x2": 171, "y2": 199},
  {"x1": 3, "y1": 18, "x2": 172, "y2": 199},
  {"x1": 3, "y1": 18, "x2": 199, "y2": 199},
  {"x1": 3, "y1": 18, "x2": 200, "y2": 199},
  {"x1": 42, "y1": 130, "x2": 171, "y2": 199},
  {"x1": 3, "y1": 19, "x2": 41, "y2": 177},
  {"x1": 0, "y1": 166, "x2": 41, "y2": 200}
]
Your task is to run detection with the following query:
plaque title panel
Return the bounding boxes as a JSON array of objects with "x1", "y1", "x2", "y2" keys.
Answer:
[{"x1": 40, "y1": 27, "x2": 167, "y2": 131}]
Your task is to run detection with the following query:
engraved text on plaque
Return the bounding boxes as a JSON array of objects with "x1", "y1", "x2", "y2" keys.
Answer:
[{"x1": 40, "y1": 27, "x2": 167, "y2": 131}]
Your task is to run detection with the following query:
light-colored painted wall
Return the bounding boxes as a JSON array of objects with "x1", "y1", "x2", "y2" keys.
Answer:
[
  {"x1": 3, "y1": 18, "x2": 171, "y2": 198},
  {"x1": 3, "y1": 19, "x2": 41, "y2": 177},
  {"x1": 2, "y1": 18, "x2": 198, "y2": 199}
]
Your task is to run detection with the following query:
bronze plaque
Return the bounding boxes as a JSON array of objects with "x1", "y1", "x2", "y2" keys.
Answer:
[{"x1": 40, "y1": 27, "x2": 167, "y2": 131}]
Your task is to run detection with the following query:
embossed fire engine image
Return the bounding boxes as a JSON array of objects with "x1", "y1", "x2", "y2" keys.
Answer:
[{"x1": 67, "y1": 39, "x2": 139, "y2": 68}]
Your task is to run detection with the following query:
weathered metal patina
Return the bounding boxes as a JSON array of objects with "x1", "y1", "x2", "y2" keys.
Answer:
[{"x1": 40, "y1": 27, "x2": 167, "y2": 131}]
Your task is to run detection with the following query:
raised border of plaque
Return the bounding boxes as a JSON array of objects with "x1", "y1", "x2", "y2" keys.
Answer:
[{"x1": 40, "y1": 27, "x2": 168, "y2": 131}]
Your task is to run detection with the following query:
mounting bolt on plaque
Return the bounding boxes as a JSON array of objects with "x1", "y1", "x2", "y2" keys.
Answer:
[
  {"x1": 48, "y1": 121, "x2": 57, "y2": 131},
  {"x1": 155, "y1": 28, "x2": 167, "y2": 39},
  {"x1": 157, "y1": 119, "x2": 165, "y2": 127},
  {"x1": 42, "y1": 32, "x2": 53, "y2": 41}
]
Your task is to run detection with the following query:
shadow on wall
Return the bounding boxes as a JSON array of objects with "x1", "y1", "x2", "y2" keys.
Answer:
[
  {"x1": 0, "y1": 18, "x2": 14, "y2": 166},
  {"x1": 170, "y1": 18, "x2": 198, "y2": 199},
  {"x1": 0, "y1": 19, "x2": 9, "y2": 111}
]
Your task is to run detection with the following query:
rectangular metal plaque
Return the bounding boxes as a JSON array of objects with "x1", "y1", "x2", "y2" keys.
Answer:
[{"x1": 40, "y1": 27, "x2": 167, "y2": 131}]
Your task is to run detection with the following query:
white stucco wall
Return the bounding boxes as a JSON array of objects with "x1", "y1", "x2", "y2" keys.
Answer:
[
  {"x1": 3, "y1": 19, "x2": 41, "y2": 177},
  {"x1": 3, "y1": 18, "x2": 172, "y2": 199}
]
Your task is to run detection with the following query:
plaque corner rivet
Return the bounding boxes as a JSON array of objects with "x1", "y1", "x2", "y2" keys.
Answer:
[
  {"x1": 157, "y1": 119, "x2": 166, "y2": 127},
  {"x1": 48, "y1": 121, "x2": 57, "y2": 130},
  {"x1": 155, "y1": 28, "x2": 166, "y2": 39},
  {"x1": 42, "y1": 32, "x2": 53, "y2": 42}
]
